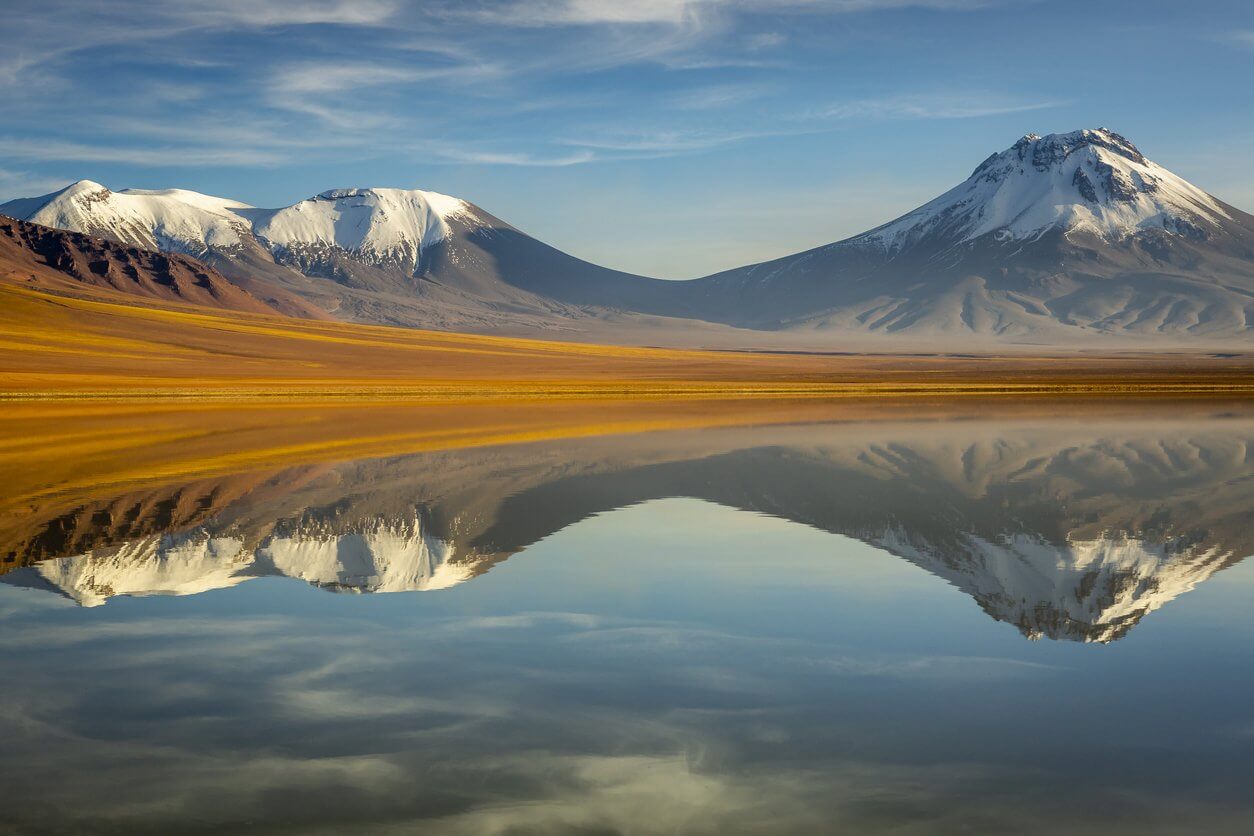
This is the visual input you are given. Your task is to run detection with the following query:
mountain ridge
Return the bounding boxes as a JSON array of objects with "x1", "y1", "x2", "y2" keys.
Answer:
[{"x1": 5, "y1": 128, "x2": 1252, "y2": 346}]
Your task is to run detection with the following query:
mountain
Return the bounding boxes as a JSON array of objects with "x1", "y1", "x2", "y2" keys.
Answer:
[
  {"x1": 4, "y1": 129, "x2": 1253, "y2": 345},
  {"x1": 1, "y1": 180, "x2": 678, "y2": 335},
  {"x1": 0, "y1": 213, "x2": 327, "y2": 318},
  {"x1": 4, "y1": 418, "x2": 1250, "y2": 641},
  {"x1": 681, "y1": 129, "x2": 1254, "y2": 340}
]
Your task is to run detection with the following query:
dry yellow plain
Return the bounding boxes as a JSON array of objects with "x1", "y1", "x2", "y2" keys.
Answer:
[{"x1": 2, "y1": 277, "x2": 1251, "y2": 400}]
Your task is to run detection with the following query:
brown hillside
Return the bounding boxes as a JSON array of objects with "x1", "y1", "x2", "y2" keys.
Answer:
[{"x1": 0, "y1": 214, "x2": 330, "y2": 319}]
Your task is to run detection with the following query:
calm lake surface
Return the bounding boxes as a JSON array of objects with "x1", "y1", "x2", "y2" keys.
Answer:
[{"x1": 3, "y1": 412, "x2": 1253, "y2": 834}]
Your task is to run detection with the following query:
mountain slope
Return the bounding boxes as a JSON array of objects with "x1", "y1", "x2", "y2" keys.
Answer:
[
  {"x1": 683, "y1": 129, "x2": 1254, "y2": 340},
  {"x1": 0, "y1": 214, "x2": 327, "y2": 318}
]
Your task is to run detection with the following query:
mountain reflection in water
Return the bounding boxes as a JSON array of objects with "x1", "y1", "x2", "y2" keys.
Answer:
[
  {"x1": 4, "y1": 416, "x2": 1251, "y2": 643},
  {"x1": 4, "y1": 411, "x2": 1254, "y2": 835}
]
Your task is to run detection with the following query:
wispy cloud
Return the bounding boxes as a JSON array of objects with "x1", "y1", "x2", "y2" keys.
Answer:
[
  {"x1": 0, "y1": 138, "x2": 285, "y2": 167},
  {"x1": 745, "y1": 31, "x2": 786, "y2": 49},
  {"x1": 668, "y1": 82, "x2": 772, "y2": 110},
  {"x1": 173, "y1": 0, "x2": 399, "y2": 28},
  {"x1": 1, "y1": 0, "x2": 1049, "y2": 180},
  {"x1": 268, "y1": 63, "x2": 423, "y2": 97},
  {"x1": 817, "y1": 93, "x2": 1064, "y2": 121},
  {"x1": 463, "y1": 0, "x2": 1007, "y2": 28},
  {"x1": 0, "y1": 1, "x2": 400, "y2": 88},
  {"x1": 434, "y1": 149, "x2": 598, "y2": 167},
  {"x1": 561, "y1": 126, "x2": 819, "y2": 155},
  {"x1": 459, "y1": 0, "x2": 713, "y2": 27},
  {"x1": 558, "y1": 91, "x2": 1056, "y2": 160},
  {"x1": 263, "y1": 58, "x2": 502, "y2": 129}
]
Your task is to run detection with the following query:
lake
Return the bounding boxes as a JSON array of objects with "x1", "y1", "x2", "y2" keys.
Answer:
[{"x1": 2, "y1": 409, "x2": 1252, "y2": 834}]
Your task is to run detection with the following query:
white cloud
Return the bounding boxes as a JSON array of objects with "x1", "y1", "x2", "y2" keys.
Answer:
[
  {"x1": 463, "y1": 0, "x2": 711, "y2": 27},
  {"x1": 561, "y1": 127, "x2": 816, "y2": 154},
  {"x1": 174, "y1": 0, "x2": 399, "y2": 28},
  {"x1": 466, "y1": 0, "x2": 1005, "y2": 28},
  {"x1": 0, "y1": 138, "x2": 284, "y2": 167},
  {"x1": 745, "y1": 31, "x2": 786, "y2": 49},
  {"x1": 818, "y1": 93, "x2": 1063, "y2": 121},
  {"x1": 264, "y1": 58, "x2": 501, "y2": 128},
  {"x1": 668, "y1": 82, "x2": 772, "y2": 110},
  {"x1": 0, "y1": 1, "x2": 400, "y2": 89},
  {"x1": 268, "y1": 63, "x2": 429, "y2": 97}
]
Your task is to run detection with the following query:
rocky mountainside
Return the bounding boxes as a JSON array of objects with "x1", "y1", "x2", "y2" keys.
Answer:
[
  {"x1": 0, "y1": 214, "x2": 325, "y2": 318},
  {"x1": 4, "y1": 129, "x2": 1253, "y2": 345}
]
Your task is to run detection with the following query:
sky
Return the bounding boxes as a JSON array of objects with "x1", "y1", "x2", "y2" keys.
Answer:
[{"x1": 4, "y1": 0, "x2": 1254, "y2": 278}]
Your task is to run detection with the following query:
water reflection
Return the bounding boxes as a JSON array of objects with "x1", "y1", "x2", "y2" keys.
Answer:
[
  {"x1": 3, "y1": 412, "x2": 1254, "y2": 834},
  {"x1": 4, "y1": 416, "x2": 1251, "y2": 642}
]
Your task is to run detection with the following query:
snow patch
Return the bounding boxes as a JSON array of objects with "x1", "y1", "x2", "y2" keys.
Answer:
[
  {"x1": 250, "y1": 187, "x2": 473, "y2": 268},
  {"x1": 2, "y1": 182, "x2": 477, "y2": 269}
]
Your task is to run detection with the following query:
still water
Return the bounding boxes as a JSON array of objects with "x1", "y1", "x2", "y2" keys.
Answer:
[{"x1": 2, "y1": 414, "x2": 1253, "y2": 834}]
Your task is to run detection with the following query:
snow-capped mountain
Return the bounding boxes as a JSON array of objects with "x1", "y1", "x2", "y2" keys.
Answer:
[
  {"x1": 2, "y1": 179, "x2": 670, "y2": 333},
  {"x1": 865, "y1": 129, "x2": 1228, "y2": 247},
  {"x1": 4, "y1": 128, "x2": 1253, "y2": 344},
  {"x1": 2, "y1": 180, "x2": 255, "y2": 257},
  {"x1": 683, "y1": 129, "x2": 1254, "y2": 339},
  {"x1": 3, "y1": 180, "x2": 472, "y2": 265},
  {"x1": 248, "y1": 187, "x2": 474, "y2": 275}
]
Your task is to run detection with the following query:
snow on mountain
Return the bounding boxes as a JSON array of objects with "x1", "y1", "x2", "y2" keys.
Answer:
[
  {"x1": 11, "y1": 180, "x2": 254, "y2": 257},
  {"x1": 684, "y1": 128, "x2": 1254, "y2": 339},
  {"x1": 246, "y1": 187, "x2": 475, "y2": 274},
  {"x1": 2, "y1": 181, "x2": 478, "y2": 275},
  {"x1": 4, "y1": 129, "x2": 1253, "y2": 344},
  {"x1": 861, "y1": 129, "x2": 1230, "y2": 249},
  {"x1": 118, "y1": 186, "x2": 254, "y2": 215},
  {"x1": 874, "y1": 528, "x2": 1233, "y2": 643},
  {"x1": 18, "y1": 515, "x2": 473, "y2": 607}
]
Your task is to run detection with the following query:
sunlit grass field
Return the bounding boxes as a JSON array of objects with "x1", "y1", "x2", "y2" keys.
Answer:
[{"x1": 3, "y1": 278, "x2": 1251, "y2": 400}]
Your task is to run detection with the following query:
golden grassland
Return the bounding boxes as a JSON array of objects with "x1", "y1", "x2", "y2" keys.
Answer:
[{"x1": 3, "y1": 278, "x2": 1252, "y2": 400}]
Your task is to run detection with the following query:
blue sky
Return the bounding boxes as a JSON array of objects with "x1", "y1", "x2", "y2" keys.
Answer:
[{"x1": 4, "y1": 0, "x2": 1254, "y2": 277}]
